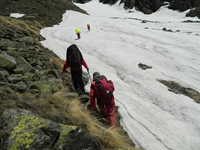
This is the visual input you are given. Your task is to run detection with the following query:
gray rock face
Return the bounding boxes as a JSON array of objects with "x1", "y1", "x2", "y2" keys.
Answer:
[
  {"x1": 186, "y1": 5, "x2": 200, "y2": 18},
  {"x1": 135, "y1": 0, "x2": 163, "y2": 14},
  {"x1": 73, "y1": 0, "x2": 200, "y2": 18},
  {"x1": 0, "y1": 22, "x2": 63, "y2": 98},
  {"x1": 0, "y1": 2, "x2": 135, "y2": 150},
  {"x1": 168, "y1": 0, "x2": 191, "y2": 11}
]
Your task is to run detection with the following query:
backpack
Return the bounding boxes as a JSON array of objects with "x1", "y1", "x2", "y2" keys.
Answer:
[
  {"x1": 94, "y1": 75, "x2": 115, "y2": 99},
  {"x1": 66, "y1": 44, "x2": 83, "y2": 68}
]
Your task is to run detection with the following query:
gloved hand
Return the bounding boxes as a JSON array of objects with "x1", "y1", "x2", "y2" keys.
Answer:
[
  {"x1": 61, "y1": 71, "x2": 65, "y2": 75},
  {"x1": 87, "y1": 68, "x2": 89, "y2": 71}
]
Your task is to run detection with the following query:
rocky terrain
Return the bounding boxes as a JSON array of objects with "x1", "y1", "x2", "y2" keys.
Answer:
[
  {"x1": 0, "y1": 0, "x2": 200, "y2": 150},
  {"x1": 0, "y1": 0, "x2": 87, "y2": 27},
  {"x1": 72, "y1": 0, "x2": 200, "y2": 18},
  {"x1": 0, "y1": 1, "x2": 136, "y2": 150}
]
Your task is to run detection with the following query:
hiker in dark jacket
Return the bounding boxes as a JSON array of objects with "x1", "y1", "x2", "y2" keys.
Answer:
[
  {"x1": 62, "y1": 44, "x2": 89, "y2": 95},
  {"x1": 89, "y1": 72, "x2": 116, "y2": 127}
]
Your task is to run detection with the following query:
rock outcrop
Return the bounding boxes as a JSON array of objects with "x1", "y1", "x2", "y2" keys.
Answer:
[
  {"x1": 0, "y1": 8, "x2": 135, "y2": 150},
  {"x1": 0, "y1": 19, "x2": 62, "y2": 99},
  {"x1": 0, "y1": 0, "x2": 87, "y2": 27},
  {"x1": 0, "y1": 109, "x2": 98, "y2": 150},
  {"x1": 1, "y1": 0, "x2": 198, "y2": 149},
  {"x1": 73, "y1": 0, "x2": 200, "y2": 18}
]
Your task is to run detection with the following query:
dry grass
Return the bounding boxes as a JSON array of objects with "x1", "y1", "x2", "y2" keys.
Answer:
[
  {"x1": 0, "y1": 16, "x2": 43, "y2": 42},
  {"x1": 50, "y1": 57, "x2": 65, "y2": 69},
  {"x1": 0, "y1": 15, "x2": 137, "y2": 150},
  {"x1": 0, "y1": 87, "x2": 137, "y2": 149},
  {"x1": 50, "y1": 91, "x2": 137, "y2": 150}
]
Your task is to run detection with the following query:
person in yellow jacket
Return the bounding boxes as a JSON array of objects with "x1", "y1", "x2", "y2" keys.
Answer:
[{"x1": 75, "y1": 28, "x2": 81, "y2": 39}]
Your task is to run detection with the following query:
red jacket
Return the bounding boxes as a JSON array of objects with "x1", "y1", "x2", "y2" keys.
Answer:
[
  {"x1": 62, "y1": 59, "x2": 88, "y2": 72},
  {"x1": 89, "y1": 77, "x2": 115, "y2": 108},
  {"x1": 90, "y1": 77, "x2": 116, "y2": 127},
  {"x1": 90, "y1": 78, "x2": 97, "y2": 108}
]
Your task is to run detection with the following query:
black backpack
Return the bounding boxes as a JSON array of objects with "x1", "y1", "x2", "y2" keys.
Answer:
[
  {"x1": 66, "y1": 44, "x2": 83, "y2": 68},
  {"x1": 93, "y1": 75, "x2": 115, "y2": 99}
]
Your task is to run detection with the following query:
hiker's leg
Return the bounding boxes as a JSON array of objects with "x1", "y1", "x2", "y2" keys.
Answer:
[
  {"x1": 77, "y1": 70, "x2": 85, "y2": 93},
  {"x1": 99, "y1": 104, "x2": 107, "y2": 117},
  {"x1": 77, "y1": 33, "x2": 80, "y2": 39},
  {"x1": 71, "y1": 71, "x2": 79, "y2": 91},
  {"x1": 106, "y1": 96, "x2": 116, "y2": 127}
]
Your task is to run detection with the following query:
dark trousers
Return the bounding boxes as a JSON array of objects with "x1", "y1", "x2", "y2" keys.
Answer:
[
  {"x1": 71, "y1": 69, "x2": 85, "y2": 93},
  {"x1": 77, "y1": 33, "x2": 80, "y2": 39}
]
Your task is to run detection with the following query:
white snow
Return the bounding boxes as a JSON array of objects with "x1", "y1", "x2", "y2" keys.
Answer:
[
  {"x1": 40, "y1": 1, "x2": 200, "y2": 150},
  {"x1": 10, "y1": 13, "x2": 25, "y2": 18}
]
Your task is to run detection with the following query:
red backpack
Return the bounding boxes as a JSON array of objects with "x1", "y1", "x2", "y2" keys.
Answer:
[{"x1": 94, "y1": 75, "x2": 115, "y2": 99}]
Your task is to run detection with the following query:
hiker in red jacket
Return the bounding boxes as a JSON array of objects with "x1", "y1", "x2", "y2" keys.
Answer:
[
  {"x1": 89, "y1": 72, "x2": 116, "y2": 127},
  {"x1": 62, "y1": 44, "x2": 89, "y2": 95}
]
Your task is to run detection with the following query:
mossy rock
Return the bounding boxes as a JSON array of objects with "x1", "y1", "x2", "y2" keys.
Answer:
[
  {"x1": 28, "y1": 81, "x2": 60, "y2": 94},
  {"x1": 0, "y1": 52, "x2": 17, "y2": 70},
  {"x1": 2, "y1": 109, "x2": 77, "y2": 150}
]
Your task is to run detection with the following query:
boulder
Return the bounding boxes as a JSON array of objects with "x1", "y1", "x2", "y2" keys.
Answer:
[
  {"x1": 0, "y1": 109, "x2": 99, "y2": 150},
  {"x1": 0, "y1": 51, "x2": 16, "y2": 70},
  {"x1": 0, "y1": 68, "x2": 9, "y2": 82},
  {"x1": 16, "y1": 56, "x2": 35, "y2": 74}
]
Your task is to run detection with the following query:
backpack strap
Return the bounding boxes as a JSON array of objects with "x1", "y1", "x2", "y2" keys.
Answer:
[{"x1": 95, "y1": 75, "x2": 107, "y2": 83}]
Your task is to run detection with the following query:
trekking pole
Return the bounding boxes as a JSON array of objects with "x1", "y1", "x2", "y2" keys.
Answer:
[{"x1": 87, "y1": 70, "x2": 92, "y2": 83}]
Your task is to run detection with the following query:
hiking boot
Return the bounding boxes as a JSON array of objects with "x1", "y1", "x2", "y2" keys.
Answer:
[{"x1": 77, "y1": 88, "x2": 83, "y2": 96}]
